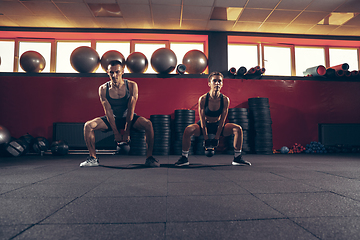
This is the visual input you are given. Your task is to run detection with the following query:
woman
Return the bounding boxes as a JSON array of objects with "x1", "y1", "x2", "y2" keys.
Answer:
[{"x1": 175, "y1": 71, "x2": 251, "y2": 166}]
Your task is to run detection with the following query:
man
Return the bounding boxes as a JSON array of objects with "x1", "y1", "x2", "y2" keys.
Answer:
[
  {"x1": 175, "y1": 71, "x2": 251, "y2": 166},
  {"x1": 80, "y1": 60, "x2": 159, "y2": 167}
]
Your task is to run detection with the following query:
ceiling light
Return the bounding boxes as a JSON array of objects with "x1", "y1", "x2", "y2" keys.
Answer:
[
  {"x1": 227, "y1": 7, "x2": 243, "y2": 21},
  {"x1": 88, "y1": 3, "x2": 122, "y2": 18},
  {"x1": 318, "y1": 12, "x2": 355, "y2": 25}
]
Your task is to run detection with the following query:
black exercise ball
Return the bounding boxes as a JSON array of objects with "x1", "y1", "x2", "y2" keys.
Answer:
[
  {"x1": 70, "y1": 46, "x2": 100, "y2": 73},
  {"x1": 183, "y1": 50, "x2": 208, "y2": 74},
  {"x1": 100, "y1": 50, "x2": 125, "y2": 72},
  {"x1": 126, "y1": 52, "x2": 148, "y2": 73},
  {"x1": 20, "y1": 51, "x2": 46, "y2": 73},
  {"x1": 51, "y1": 140, "x2": 69, "y2": 156},
  {"x1": 151, "y1": 48, "x2": 177, "y2": 74}
]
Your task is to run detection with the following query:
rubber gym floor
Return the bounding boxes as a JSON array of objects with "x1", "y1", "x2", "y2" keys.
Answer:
[{"x1": 1, "y1": 153, "x2": 360, "y2": 240}]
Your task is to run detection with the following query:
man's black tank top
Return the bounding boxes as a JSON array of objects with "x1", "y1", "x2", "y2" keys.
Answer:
[
  {"x1": 106, "y1": 79, "x2": 130, "y2": 118},
  {"x1": 204, "y1": 92, "x2": 224, "y2": 118}
]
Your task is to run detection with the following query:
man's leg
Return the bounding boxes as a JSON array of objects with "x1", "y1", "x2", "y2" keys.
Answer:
[
  {"x1": 223, "y1": 123, "x2": 251, "y2": 166},
  {"x1": 175, "y1": 124, "x2": 201, "y2": 166},
  {"x1": 81, "y1": 117, "x2": 108, "y2": 167},
  {"x1": 132, "y1": 116, "x2": 159, "y2": 167}
]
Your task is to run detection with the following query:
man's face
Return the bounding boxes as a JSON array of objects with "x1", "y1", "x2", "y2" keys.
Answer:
[
  {"x1": 208, "y1": 75, "x2": 223, "y2": 91},
  {"x1": 107, "y1": 64, "x2": 123, "y2": 82}
]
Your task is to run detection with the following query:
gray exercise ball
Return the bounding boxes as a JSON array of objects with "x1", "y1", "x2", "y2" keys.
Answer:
[
  {"x1": 20, "y1": 51, "x2": 46, "y2": 73},
  {"x1": 126, "y1": 52, "x2": 148, "y2": 73},
  {"x1": 151, "y1": 48, "x2": 177, "y2": 74},
  {"x1": 70, "y1": 46, "x2": 100, "y2": 73}
]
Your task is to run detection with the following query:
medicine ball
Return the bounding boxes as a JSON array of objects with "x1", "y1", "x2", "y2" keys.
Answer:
[{"x1": 51, "y1": 140, "x2": 69, "y2": 156}]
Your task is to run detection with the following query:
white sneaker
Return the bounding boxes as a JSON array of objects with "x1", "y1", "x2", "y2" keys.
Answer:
[{"x1": 80, "y1": 156, "x2": 99, "y2": 167}]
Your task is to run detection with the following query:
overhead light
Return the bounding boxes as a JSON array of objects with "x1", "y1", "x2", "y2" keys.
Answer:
[
  {"x1": 318, "y1": 12, "x2": 355, "y2": 25},
  {"x1": 210, "y1": 7, "x2": 243, "y2": 21},
  {"x1": 88, "y1": 3, "x2": 122, "y2": 18}
]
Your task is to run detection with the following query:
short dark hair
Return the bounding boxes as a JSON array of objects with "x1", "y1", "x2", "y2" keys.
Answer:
[
  {"x1": 208, "y1": 71, "x2": 223, "y2": 82},
  {"x1": 108, "y1": 60, "x2": 123, "y2": 68}
]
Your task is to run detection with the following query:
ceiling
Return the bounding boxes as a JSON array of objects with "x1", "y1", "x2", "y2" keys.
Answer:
[{"x1": 1, "y1": 0, "x2": 360, "y2": 37}]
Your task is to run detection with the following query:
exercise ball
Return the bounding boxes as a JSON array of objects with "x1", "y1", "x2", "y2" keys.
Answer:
[
  {"x1": 151, "y1": 48, "x2": 177, "y2": 74},
  {"x1": 20, "y1": 51, "x2": 46, "y2": 73},
  {"x1": 100, "y1": 50, "x2": 125, "y2": 72},
  {"x1": 51, "y1": 140, "x2": 69, "y2": 156},
  {"x1": 70, "y1": 46, "x2": 100, "y2": 73},
  {"x1": 0, "y1": 125, "x2": 11, "y2": 145},
  {"x1": 126, "y1": 52, "x2": 148, "y2": 73},
  {"x1": 182, "y1": 50, "x2": 208, "y2": 74}
]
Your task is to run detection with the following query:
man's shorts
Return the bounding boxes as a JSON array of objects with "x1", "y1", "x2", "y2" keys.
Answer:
[
  {"x1": 196, "y1": 120, "x2": 224, "y2": 136},
  {"x1": 101, "y1": 114, "x2": 140, "y2": 133}
]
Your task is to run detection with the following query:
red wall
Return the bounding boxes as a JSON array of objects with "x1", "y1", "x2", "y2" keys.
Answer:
[{"x1": 1, "y1": 75, "x2": 360, "y2": 149}]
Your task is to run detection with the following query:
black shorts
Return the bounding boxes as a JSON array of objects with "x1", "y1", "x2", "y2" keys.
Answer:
[
  {"x1": 101, "y1": 114, "x2": 140, "y2": 133},
  {"x1": 197, "y1": 120, "x2": 224, "y2": 136}
]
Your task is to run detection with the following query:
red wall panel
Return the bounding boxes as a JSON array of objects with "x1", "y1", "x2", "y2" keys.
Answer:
[{"x1": 1, "y1": 75, "x2": 360, "y2": 149}]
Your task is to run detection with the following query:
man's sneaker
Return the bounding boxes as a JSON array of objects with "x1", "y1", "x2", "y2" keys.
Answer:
[
  {"x1": 80, "y1": 156, "x2": 99, "y2": 167},
  {"x1": 175, "y1": 156, "x2": 189, "y2": 166},
  {"x1": 232, "y1": 155, "x2": 251, "y2": 166},
  {"x1": 145, "y1": 156, "x2": 160, "y2": 167}
]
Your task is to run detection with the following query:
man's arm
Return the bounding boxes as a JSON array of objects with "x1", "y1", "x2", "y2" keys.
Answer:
[
  {"x1": 123, "y1": 80, "x2": 138, "y2": 135},
  {"x1": 99, "y1": 85, "x2": 121, "y2": 141}
]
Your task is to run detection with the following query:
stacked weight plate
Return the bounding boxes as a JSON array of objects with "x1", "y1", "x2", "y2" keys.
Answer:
[
  {"x1": 226, "y1": 108, "x2": 251, "y2": 154},
  {"x1": 172, "y1": 110, "x2": 195, "y2": 155},
  {"x1": 130, "y1": 129, "x2": 146, "y2": 156},
  {"x1": 150, "y1": 115, "x2": 171, "y2": 155},
  {"x1": 248, "y1": 97, "x2": 273, "y2": 154}
]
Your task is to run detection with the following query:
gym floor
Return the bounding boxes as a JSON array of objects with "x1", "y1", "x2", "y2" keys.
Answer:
[{"x1": 1, "y1": 153, "x2": 360, "y2": 240}]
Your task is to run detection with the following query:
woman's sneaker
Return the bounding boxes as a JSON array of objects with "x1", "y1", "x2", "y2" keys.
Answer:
[
  {"x1": 80, "y1": 156, "x2": 99, "y2": 167},
  {"x1": 175, "y1": 156, "x2": 189, "y2": 166},
  {"x1": 232, "y1": 155, "x2": 251, "y2": 166},
  {"x1": 145, "y1": 156, "x2": 160, "y2": 167}
]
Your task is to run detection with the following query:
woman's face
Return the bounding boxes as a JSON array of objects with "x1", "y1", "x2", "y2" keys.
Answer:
[{"x1": 208, "y1": 75, "x2": 223, "y2": 92}]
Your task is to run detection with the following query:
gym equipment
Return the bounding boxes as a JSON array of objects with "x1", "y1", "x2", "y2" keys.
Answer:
[
  {"x1": 20, "y1": 51, "x2": 46, "y2": 73},
  {"x1": 32, "y1": 137, "x2": 49, "y2": 155},
  {"x1": 5, "y1": 138, "x2": 28, "y2": 157},
  {"x1": 70, "y1": 46, "x2": 100, "y2": 73},
  {"x1": 173, "y1": 109, "x2": 195, "y2": 155},
  {"x1": 151, "y1": 48, "x2": 177, "y2": 74},
  {"x1": 150, "y1": 115, "x2": 171, "y2": 155},
  {"x1": 100, "y1": 50, "x2": 125, "y2": 72},
  {"x1": 228, "y1": 67, "x2": 236, "y2": 76},
  {"x1": 303, "y1": 65, "x2": 326, "y2": 77},
  {"x1": 290, "y1": 143, "x2": 306, "y2": 153},
  {"x1": 203, "y1": 134, "x2": 217, "y2": 157},
  {"x1": 0, "y1": 125, "x2": 11, "y2": 145},
  {"x1": 176, "y1": 64, "x2": 186, "y2": 74},
  {"x1": 248, "y1": 97, "x2": 273, "y2": 154},
  {"x1": 329, "y1": 63, "x2": 349, "y2": 71},
  {"x1": 182, "y1": 50, "x2": 207, "y2": 74},
  {"x1": 280, "y1": 146, "x2": 289, "y2": 154},
  {"x1": 237, "y1": 66, "x2": 247, "y2": 77},
  {"x1": 335, "y1": 70, "x2": 344, "y2": 77},
  {"x1": 126, "y1": 52, "x2": 148, "y2": 73},
  {"x1": 115, "y1": 141, "x2": 130, "y2": 155},
  {"x1": 305, "y1": 141, "x2": 327, "y2": 154},
  {"x1": 130, "y1": 130, "x2": 146, "y2": 156},
  {"x1": 51, "y1": 140, "x2": 69, "y2": 155}
]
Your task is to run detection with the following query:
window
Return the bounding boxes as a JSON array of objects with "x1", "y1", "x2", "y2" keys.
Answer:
[
  {"x1": 170, "y1": 42, "x2": 205, "y2": 66},
  {"x1": 18, "y1": 42, "x2": 52, "y2": 73},
  {"x1": 228, "y1": 44, "x2": 258, "y2": 71},
  {"x1": 329, "y1": 48, "x2": 358, "y2": 71},
  {"x1": 56, "y1": 41, "x2": 91, "y2": 73},
  {"x1": 263, "y1": 45, "x2": 292, "y2": 76},
  {"x1": 0, "y1": 41, "x2": 15, "y2": 72},
  {"x1": 295, "y1": 47, "x2": 325, "y2": 76},
  {"x1": 96, "y1": 42, "x2": 130, "y2": 73},
  {"x1": 134, "y1": 42, "x2": 167, "y2": 73}
]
